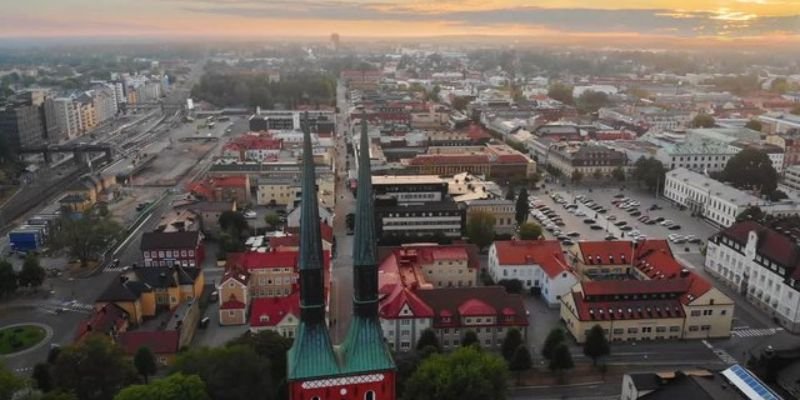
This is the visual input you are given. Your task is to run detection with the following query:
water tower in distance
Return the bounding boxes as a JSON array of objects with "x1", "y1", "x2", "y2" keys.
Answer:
[{"x1": 330, "y1": 33, "x2": 340, "y2": 51}]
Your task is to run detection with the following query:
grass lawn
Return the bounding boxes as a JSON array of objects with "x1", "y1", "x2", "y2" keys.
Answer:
[{"x1": 0, "y1": 325, "x2": 47, "y2": 355}]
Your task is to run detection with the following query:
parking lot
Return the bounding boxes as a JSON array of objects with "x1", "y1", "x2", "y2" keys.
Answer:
[{"x1": 529, "y1": 186, "x2": 717, "y2": 255}]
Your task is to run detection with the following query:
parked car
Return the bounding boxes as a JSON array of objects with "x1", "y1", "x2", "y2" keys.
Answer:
[
  {"x1": 668, "y1": 224, "x2": 682, "y2": 230},
  {"x1": 614, "y1": 193, "x2": 625, "y2": 198},
  {"x1": 560, "y1": 239, "x2": 575, "y2": 246},
  {"x1": 243, "y1": 210, "x2": 257, "y2": 219},
  {"x1": 645, "y1": 219, "x2": 657, "y2": 225},
  {"x1": 607, "y1": 215, "x2": 617, "y2": 221},
  {"x1": 630, "y1": 211, "x2": 642, "y2": 217},
  {"x1": 614, "y1": 221, "x2": 628, "y2": 227},
  {"x1": 583, "y1": 218, "x2": 596, "y2": 224},
  {"x1": 567, "y1": 231, "x2": 581, "y2": 237},
  {"x1": 590, "y1": 225, "x2": 603, "y2": 230},
  {"x1": 605, "y1": 235, "x2": 618, "y2": 240},
  {"x1": 660, "y1": 219, "x2": 674, "y2": 226},
  {"x1": 653, "y1": 217, "x2": 665, "y2": 223},
  {"x1": 575, "y1": 211, "x2": 586, "y2": 217},
  {"x1": 620, "y1": 226, "x2": 633, "y2": 231}
]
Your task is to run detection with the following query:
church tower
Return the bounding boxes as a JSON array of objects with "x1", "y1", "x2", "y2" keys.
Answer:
[{"x1": 288, "y1": 117, "x2": 396, "y2": 400}]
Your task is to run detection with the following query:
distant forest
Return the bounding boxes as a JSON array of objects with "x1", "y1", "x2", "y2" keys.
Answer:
[{"x1": 190, "y1": 69, "x2": 336, "y2": 109}]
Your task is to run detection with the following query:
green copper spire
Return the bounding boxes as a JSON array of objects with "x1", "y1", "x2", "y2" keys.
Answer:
[
  {"x1": 287, "y1": 113, "x2": 340, "y2": 381},
  {"x1": 352, "y1": 118, "x2": 379, "y2": 316},
  {"x1": 339, "y1": 118, "x2": 395, "y2": 376}
]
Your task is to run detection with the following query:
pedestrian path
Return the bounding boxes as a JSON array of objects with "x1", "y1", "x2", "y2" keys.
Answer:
[
  {"x1": 39, "y1": 299, "x2": 94, "y2": 314},
  {"x1": 731, "y1": 327, "x2": 783, "y2": 338},
  {"x1": 702, "y1": 340, "x2": 738, "y2": 365}
]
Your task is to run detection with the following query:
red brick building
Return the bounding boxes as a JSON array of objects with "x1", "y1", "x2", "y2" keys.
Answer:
[{"x1": 140, "y1": 231, "x2": 204, "y2": 268}]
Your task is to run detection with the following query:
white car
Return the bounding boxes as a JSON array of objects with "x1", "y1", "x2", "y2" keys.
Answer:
[
  {"x1": 660, "y1": 219, "x2": 674, "y2": 226},
  {"x1": 243, "y1": 210, "x2": 257, "y2": 219},
  {"x1": 575, "y1": 211, "x2": 586, "y2": 217}
]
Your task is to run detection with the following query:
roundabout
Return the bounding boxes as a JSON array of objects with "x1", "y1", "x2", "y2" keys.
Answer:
[{"x1": 0, "y1": 323, "x2": 53, "y2": 357}]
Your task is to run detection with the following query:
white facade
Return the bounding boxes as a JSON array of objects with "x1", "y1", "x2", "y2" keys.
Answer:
[
  {"x1": 705, "y1": 226, "x2": 800, "y2": 332},
  {"x1": 45, "y1": 97, "x2": 81, "y2": 140},
  {"x1": 784, "y1": 165, "x2": 800, "y2": 191},
  {"x1": 244, "y1": 148, "x2": 281, "y2": 162},
  {"x1": 664, "y1": 168, "x2": 760, "y2": 227},
  {"x1": 487, "y1": 243, "x2": 578, "y2": 307},
  {"x1": 380, "y1": 305, "x2": 431, "y2": 352},
  {"x1": 92, "y1": 86, "x2": 118, "y2": 123}
]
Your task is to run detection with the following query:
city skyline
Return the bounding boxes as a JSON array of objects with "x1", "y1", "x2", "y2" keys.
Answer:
[{"x1": 3, "y1": 0, "x2": 800, "y2": 47}]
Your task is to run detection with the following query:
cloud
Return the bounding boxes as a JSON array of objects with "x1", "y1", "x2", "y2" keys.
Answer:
[{"x1": 171, "y1": 0, "x2": 800, "y2": 37}]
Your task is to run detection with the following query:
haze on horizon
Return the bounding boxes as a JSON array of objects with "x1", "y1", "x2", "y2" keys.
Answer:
[{"x1": 3, "y1": 0, "x2": 800, "y2": 47}]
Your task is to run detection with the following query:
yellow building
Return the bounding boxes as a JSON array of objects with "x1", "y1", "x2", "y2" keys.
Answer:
[
  {"x1": 465, "y1": 198, "x2": 516, "y2": 235},
  {"x1": 560, "y1": 240, "x2": 733, "y2": 343},
  {"x1": 256, "y1": 174, "x2": 335, "y2": 208},
  {"x1": 95, "y1": 266, "x2": 205, "y2": 325}
]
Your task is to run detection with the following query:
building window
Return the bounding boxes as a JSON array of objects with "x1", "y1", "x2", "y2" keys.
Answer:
[
  {"x1": 690, "y1": 310, "x2": 701, "y2": 317},
  {"x1": 689, "y1": 325, "x2": 699, "y2": 332},
  {"x1": 627, "y1": 328, "x2": 638, "y2": 334},
  {"x1": 365, "y1": 391, "x2": 375, "y2": 400}
]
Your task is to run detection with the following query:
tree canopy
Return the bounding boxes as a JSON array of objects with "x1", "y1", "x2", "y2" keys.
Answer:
[
  {"x1": 191, "y1": 71, "x2": 336, "y2": 108},
  {"x1": 721, "y1": 148, "x2": 778, "y2": 196},
  {"x1": 541, "y1": 328, "x2": 566, "y2": 360},
  {"x1": 518, "y1": 223, "x2": 542, "y2": 240},
  {"x1": 461, "y1": 330, "x2": 480, "y2": 348},
  {"x1": 50, "y1": 336, "x2": 138, "y2": 400},
  {"x1": 1, "y1": 362, "x2": 25, "y2": 400},
  {"x1": 49, "y1": 212, "x2": 123, "y2": 267},
  {"x1": 19, "y1": 254, "x2": 46, "y2": 289},
  {"x1": 226, "y1": 330, "x2": 293, "y2": 387},
  {"x1": 509, "y1": 345, "x2": 533, "y2": 384},
  {"x1": 501, "y1": 329, "x2": 524, "y2": 362},
  {"x1": 113, "y1": 374, "x2": 209, "y2": 400},
  {"x1": 515, "y1": 188, "x2": 530, "y2": 225},
  {"x1": 548, "y1": 344, "x2": 575, "y2": 374},
  {"x1": 745, "y1": 119, "x2": 762, "y2": 132},
  {"x1": 133, "y1": 347, "x2": 157, "y2": 384},
  {"x1": 416, "y1": 329, "x2": 441, "y2": 352},
  {"x1": 0, "y1": 260, "x2": 18, "y2": 297},
  {"x1": 691, "y1": 113, "x2": 716, "y2": 128},
  {"x1": 171, "y1": 345, "x2": 274, "y2": 400},
  {"x1": 576, "y1": 90, "x2": 611, "y2": 114},
  {"x1": 548, "y1": 82, "x2": 574, "y2": 105},
  {"x1": 583, "y1": 325, "x2": 610, "y2": 366},
  {"x1": 402, "y1": 346, "x2": 509, "y2": 400},
  {"x1": 632, "y1": 157, "x2": 667, "y2": 192},
  {"x1": 466, "y1": 211, "x2": 496, "y2": 252}
]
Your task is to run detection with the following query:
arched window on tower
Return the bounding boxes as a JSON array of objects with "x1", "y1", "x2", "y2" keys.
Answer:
[{"x1": 365, "y1": 391, "x2": 375, "y2": 400}]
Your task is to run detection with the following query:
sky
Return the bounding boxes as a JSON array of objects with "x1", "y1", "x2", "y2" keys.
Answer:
[{"x1": 1, "y1": 0, "x2": 800, "y2": 46}]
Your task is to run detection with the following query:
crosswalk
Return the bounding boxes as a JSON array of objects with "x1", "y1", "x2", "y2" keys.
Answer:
[
  {"x1": 702, "y1": 340, "x2": 738, "y2": 365},
  {"x1": 731, "y1": 327, "x2": 783, "y2": 338},
  {"x1": 39, "y1": 299, "x2": 94, "y2": 314}
]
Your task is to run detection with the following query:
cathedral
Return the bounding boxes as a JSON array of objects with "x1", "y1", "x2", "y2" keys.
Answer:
[{"x1": 287, "y1": 118, "x2": 396, "y2": 400}]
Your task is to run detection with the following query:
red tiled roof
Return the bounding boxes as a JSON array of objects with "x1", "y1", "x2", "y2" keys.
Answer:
[
  {"x1": 492, "y1": 240, "x2": 571, "y2": 278},
  {"x1": 118, "y1": 330, "x2": 179, "y2": 355},
  {"x1": 74, "y1": 304, "x2": 128, "y2": 341},
  {"x1": 225, "y1": 251, "x2": 298, "y2": 271},
  {"x1": 415, "y1": 286, "x2": 528, "y2": 328},
  {"x1": 249, "y1": 292, "x2": 300, "y2": 327},
  {"x1": 220, "y1": 296, "x2": 247, "y2": 310},
  {"x1": 458, "y1": 298, "x2": 495, "y2": 316},
  {"x1": 409, "y1": 154, "x2": 490, "y2": 166},
  {"x1": 285, "y1": 223, "x2": 334, "y2": 243},
  {"x1": 268, "y1": 236, "x2": 300, "y2": 249},
  {"x1": 582, "y1": 278, "x2": 691, "y2": 297},
  {"x1": 377, "y1": 244, "x2": 478, "y2": 292},
  {"x1": 571, "y1": 292, "x2": 686, "y2": 321},
  {"x1": 578, "y1": 240, "x2": 635, "y2": 265},
  {"x1": 718, "y1": 221, "x2": 800, "y2": 279},
  {"x1": 379, "y1": 285, "x2": 434, "y2": 319},
  {"x1": 633, "y1": 242, "x2": 712, "y2": 304}
]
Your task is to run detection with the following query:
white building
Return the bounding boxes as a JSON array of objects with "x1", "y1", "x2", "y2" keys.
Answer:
[
  {"x1": 488, "y1": 240, "x2": 578, "y2": 307},
  {"x1": 664, "y1": 168, "x2": 762, "y2": 227},
  {"x1": 783, "y1": 165, "x2": 800, "y2": 192},
  {"x1": 44, "y1": 97, "x2": 81, "y2": 141},
  {"x1": 705, "y1": 221, "x2": 800, "y2": 332},
  {"x1": 91, "y1": 85, "x2": 118, "y2": 123}
]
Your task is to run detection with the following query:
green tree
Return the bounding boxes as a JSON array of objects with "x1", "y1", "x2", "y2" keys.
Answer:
[
  {"x1": 541, "y1": 328, "x2": 565, "y2": 360},
  {"x1": 172, "y1": 345, "x2": 273, "y2": 400},
  {"x1": 691, "y1": 113, "x2": 715, "y2": 128},
  {"x1": 548, "y1": 82, "x2": 574, "y2": 105},
  {"x1": 218, "y1": 211, "x2": 249, "y2": 237},
  {"x1": 548, "y1": 344, "x2": 575, "y2": 376},
  {"x1": 1, "y1": 362, "x2": 25, "y2": 400},
  {"x1": 592, "y1": 169, "x2": 603, "y2": 180},
  {"x1": 402, "y1": 346, "x2": 509, "y2": 400},
  {"x1": 8, "y1": 390, "x2": 78, "y2": 400},
  {"x1": 745, "y1": 119, "x2": 762, "y2": 132},
  {"x1": 133, "y1": 347, "x2": 157, "y2": 384},
  {"x1": 416, "y1": 328, "x2": 441, "y2": 352},
  {"x1": 576, "y1": 90, "x2": 610, "y2": 114},
  {"x1": 571, "y1": 170, "x2": 583, "y2": 184},
  {"x1": 0, "y1": 260, "x2": 18, "y2": 297},
  {"x1": 49, "y1": 212, "x2": 123, "y2": 267},
  {"x1": 32, "y1": 363, "x2": 53, "y2": 392},
  {"x1": 505, "y1": 187, "x2": 515, "y2": 201},
  {"x1": 509, "y1": 345, "x2": 533, "y2": 384},
  {"x1": 451, "y1": 96, "x2": 471, "y2": 112},
  {"x1": 461, "y1": 330, "x2": 480, "y2": 348},
  {"x1": 263, "y1": 213, "x2": 282, "y2": 230},
  {"x1": 631, "y1": 157, "x2": 667, "y2": 192},
  {"x1": 19, "y1": 254, "x2": 46, "y2": 289},
  {"x1": 501, "y1": 328, "x2": 524, "y2": 362},
  {"x1": 113, "y1": 373, "x2": 209, "y2": 400},
  {"x1": 515, "y1": 188, "x2": 530, "y2": 225},
  {"x1": 737, "y1": 205, "x2": 765, "y2": 222},
  {"x1": 518, "y1": 222, "x2": 542, "y2": 240},
  {"x1": 226, "y1": 330, "x2": 292, "y2": 388},
  {"x1": 466, "y1": 211, "x2": 496, "y2": 252},
  {"x1": 51, "y1": 336, "x2": 138, "y2": 400},
  {"x1": 583, "y1": 325, "x2": 610, "y2": 366},
  {"x1": 612, "y1": 167, "x2": 626, "y2": 182},
  {"x1": 722, "y1": 148, "x2": 778, "y2": 196}
]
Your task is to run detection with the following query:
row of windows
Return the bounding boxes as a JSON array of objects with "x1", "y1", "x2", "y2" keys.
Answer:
[{"x1": 144, "y1": 249, "x2": 195, "y2": 259}]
